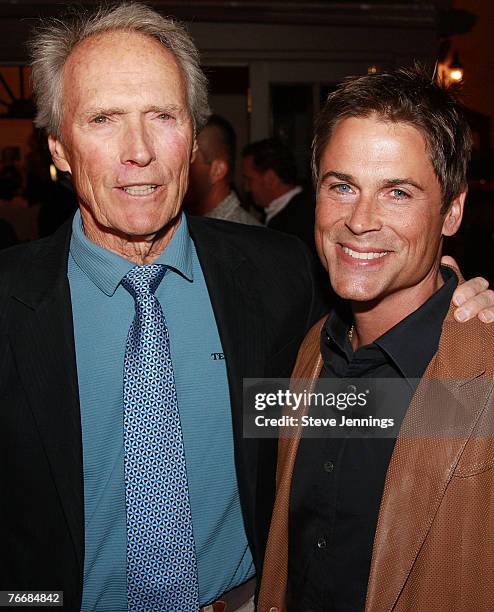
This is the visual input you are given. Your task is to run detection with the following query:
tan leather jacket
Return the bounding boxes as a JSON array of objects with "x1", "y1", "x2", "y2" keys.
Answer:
[{"x1": 258, "y1": 296, "x2": 494, "y2": 612}]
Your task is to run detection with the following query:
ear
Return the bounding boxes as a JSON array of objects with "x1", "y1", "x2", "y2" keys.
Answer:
[
  {"x1": 209, "y1": 159, "x2": 228, "y2": 184},
  {"x1": 190, "y1": 138, "x2": 198, "y2": 163},
  {"x1": 442, "y1": 191, "x2": 466, "y2": 237},
  {"x1": 48, "y1": 135, "x2": 72, "y2": 174}
]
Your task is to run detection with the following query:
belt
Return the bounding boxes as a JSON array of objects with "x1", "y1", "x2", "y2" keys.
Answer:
[{"x1": 200, "y1": 578, "x2": 256, "y2": 612}]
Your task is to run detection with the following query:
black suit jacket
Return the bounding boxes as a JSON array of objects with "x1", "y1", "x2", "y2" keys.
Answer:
[
  {"x1": 0, "y1": 215, "x2": 327, "y2": 610},
  {"x1": 266, "y1": 189, "x2": 316, "y2": 252}
]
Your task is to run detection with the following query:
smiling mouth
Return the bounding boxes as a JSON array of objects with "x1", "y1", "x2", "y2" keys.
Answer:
[
  {"x1": 342, "y1": 245, "x2": 389, "y2": 260},
  {"x1": 121, "y1": 184, "x2": 159, "y2": 196}
]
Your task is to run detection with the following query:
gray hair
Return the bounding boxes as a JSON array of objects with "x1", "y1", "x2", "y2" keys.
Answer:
[{"x1": 29, "y1": 2, "x2": 210, "y2": 137}]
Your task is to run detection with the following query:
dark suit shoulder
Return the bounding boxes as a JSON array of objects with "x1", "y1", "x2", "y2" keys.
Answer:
[
  {"x1": 0, "y1": 241, "x2": 45, "y2": 308},
  {"x1": 187, "y1": 214, "x2": 330, "y2": 337},
  {"x1": 266, "y1": 189, "x2": 316, "y2": 250},
  {"x1": 0, "y1": 220, "x2": 71, "y2": 311},
  {"x1": 0, "y1": 234, "x2": 49, "y2": 270},
  {"x1": 0, "y1": 221, "x2": 70, "y2": 274},
  {"x1": 187, "y1": 214, "x2": 313, "y2": 271}
]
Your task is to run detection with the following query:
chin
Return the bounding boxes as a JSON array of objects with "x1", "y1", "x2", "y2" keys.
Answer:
[
  {"x1": 330, "y1": 277, "x2": 383, "y2": 302},
  {"x1": 334, "y1": 289, "x2": 376, "y2": 302},
  {"x1": 115, "y1": 211, "x2": 179, "y2": 237}
]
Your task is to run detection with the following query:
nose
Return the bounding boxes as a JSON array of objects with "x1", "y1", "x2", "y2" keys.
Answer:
[
  {"x1": 345, "y1": 193, "x2": 382, "y2": 235},
  {"x1": 120, "y1": 117, "x2": 155, "y2": 167}
]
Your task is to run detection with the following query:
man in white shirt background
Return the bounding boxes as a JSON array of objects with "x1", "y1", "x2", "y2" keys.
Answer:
[{"x1": 241, "y1": 138, "x2": 315, "y2": 249}]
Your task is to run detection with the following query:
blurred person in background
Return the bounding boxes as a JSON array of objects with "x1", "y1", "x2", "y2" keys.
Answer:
[
  {"x1": 242, "y1": 138, "x2": 315, "y2": 248},
  {"x1": 185, "y1": 114, "x2": 260, "y2": 225}
]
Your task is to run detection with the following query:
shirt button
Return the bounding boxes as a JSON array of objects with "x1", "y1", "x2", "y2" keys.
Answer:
[
  {"x1": 323, "y1": 460, "x2": 334, "y2": 473},
  {"x1": 317, "y1": 537, "x2": 327, "y2": 549},
  {"x1": 347, "y1": 384, "x2": 357, "y2": 393}
]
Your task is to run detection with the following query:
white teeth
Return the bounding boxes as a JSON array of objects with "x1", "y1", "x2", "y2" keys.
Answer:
[
  {"x1": 123, "y1": 185, "x2": 157, "y2": 195},
  {"x1": 342, "y1": 246, "x2": 388, "y2": 260}
]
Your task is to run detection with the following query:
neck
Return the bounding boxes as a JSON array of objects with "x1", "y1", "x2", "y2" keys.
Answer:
[
  {"x1": 201, "y1": 182, "x2": 231, "y2": 214},
  {"x1": 82, "y1": 215, "x2": 181, "y2": 265},
  {"x1": 349, "y1": 264, "x2": 444, "y2": 350},
  {"x1": 188, "y1": 183, "x2": 231, "y2": 216}
]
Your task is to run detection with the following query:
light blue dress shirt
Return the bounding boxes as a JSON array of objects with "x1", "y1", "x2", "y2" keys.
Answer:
[{"x1": 68, "y1": 211, "x2": 254, "y2": 611}]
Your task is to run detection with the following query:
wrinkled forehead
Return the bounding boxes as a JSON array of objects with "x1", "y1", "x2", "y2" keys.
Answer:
[{"x1": 61, "y1": 29, "x2": 188, "y2": 113}]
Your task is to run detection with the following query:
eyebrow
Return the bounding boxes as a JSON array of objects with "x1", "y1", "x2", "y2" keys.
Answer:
[
  {"x1": 143, "y1": 104, "x2": 183, "y2": 115},
  {"x1": 319, "y1": 170, "x2": 425, "y2": 192},
  {"x1": 82, "y1": 104, "x2": 184, "y2": 118},
  {"x1": 319, "y1": 170, "x2": 354, "y2": 184},
  {"x1": 83, "y1": 107, "x2": 126, "y2": 118},
  {"x1": 381, "y1": 177, "x2": 425, "y2": 191}
]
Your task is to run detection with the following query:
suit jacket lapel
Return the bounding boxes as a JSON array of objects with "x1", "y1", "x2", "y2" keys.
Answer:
[
  {"x1": 8, "y1": 222, "x2": 84, "y2": 571},
  {"x1": 258, "y1": 317, "x2": 325, "y2": 612},
  {"x1": 187, "y1": 217, "x2": 266, "y2": 557},
  {"x1": 366, "y1": 305, "x2": 491, "y2": 612}
]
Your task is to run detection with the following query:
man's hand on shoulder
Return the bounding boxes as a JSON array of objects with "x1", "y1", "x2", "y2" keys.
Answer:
[{"x1": 442, "y1": 255, "x2": 494, "y2": 323}]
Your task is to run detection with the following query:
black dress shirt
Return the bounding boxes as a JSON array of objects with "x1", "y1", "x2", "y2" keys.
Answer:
[{"x1": 288, "y1": 267, "x2": 457, "y2": 612}]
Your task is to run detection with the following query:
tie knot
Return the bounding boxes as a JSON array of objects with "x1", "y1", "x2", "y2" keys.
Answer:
[{"x1": 121, "y1": 264, "x2": 166, "y2": 299}]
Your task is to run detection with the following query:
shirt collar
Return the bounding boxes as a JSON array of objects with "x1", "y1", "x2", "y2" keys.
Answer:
[
  {"x1": 323, "y1": 300, "x2": 353, "y2": 356},
  {"x1": 265, "y1": 185, "x2": 302, "y2": 224},
  {"x1": 322, "y1": 266, "x2": 458, "y2": 378},
  {"x1": 375, "y1": 266, "x2": 457, "y2": 378},
  {"x1": 69, "y1": 210, "x2": 194, "y2": 296}
]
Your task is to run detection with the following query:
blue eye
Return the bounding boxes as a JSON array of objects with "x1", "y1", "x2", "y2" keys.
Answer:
[
  {"x1": 391, "y1": 188, "x2": 409, "y2": 199},
  {"x1": 334, "y1": 183, "x2": 352, "y2": 193}
]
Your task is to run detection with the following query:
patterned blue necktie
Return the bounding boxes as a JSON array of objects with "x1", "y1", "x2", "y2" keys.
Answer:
[{"x1": 121, "y1": 264, "x2": 199, "y2": 612}]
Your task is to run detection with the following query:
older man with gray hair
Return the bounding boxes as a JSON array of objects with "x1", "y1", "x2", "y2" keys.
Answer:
[
  {"x1": 0, "y1": 3, "x2": 492, "y2": 612},
  {"x1": 0, "y1": 2, "x2": 333, "y2": 610}
]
